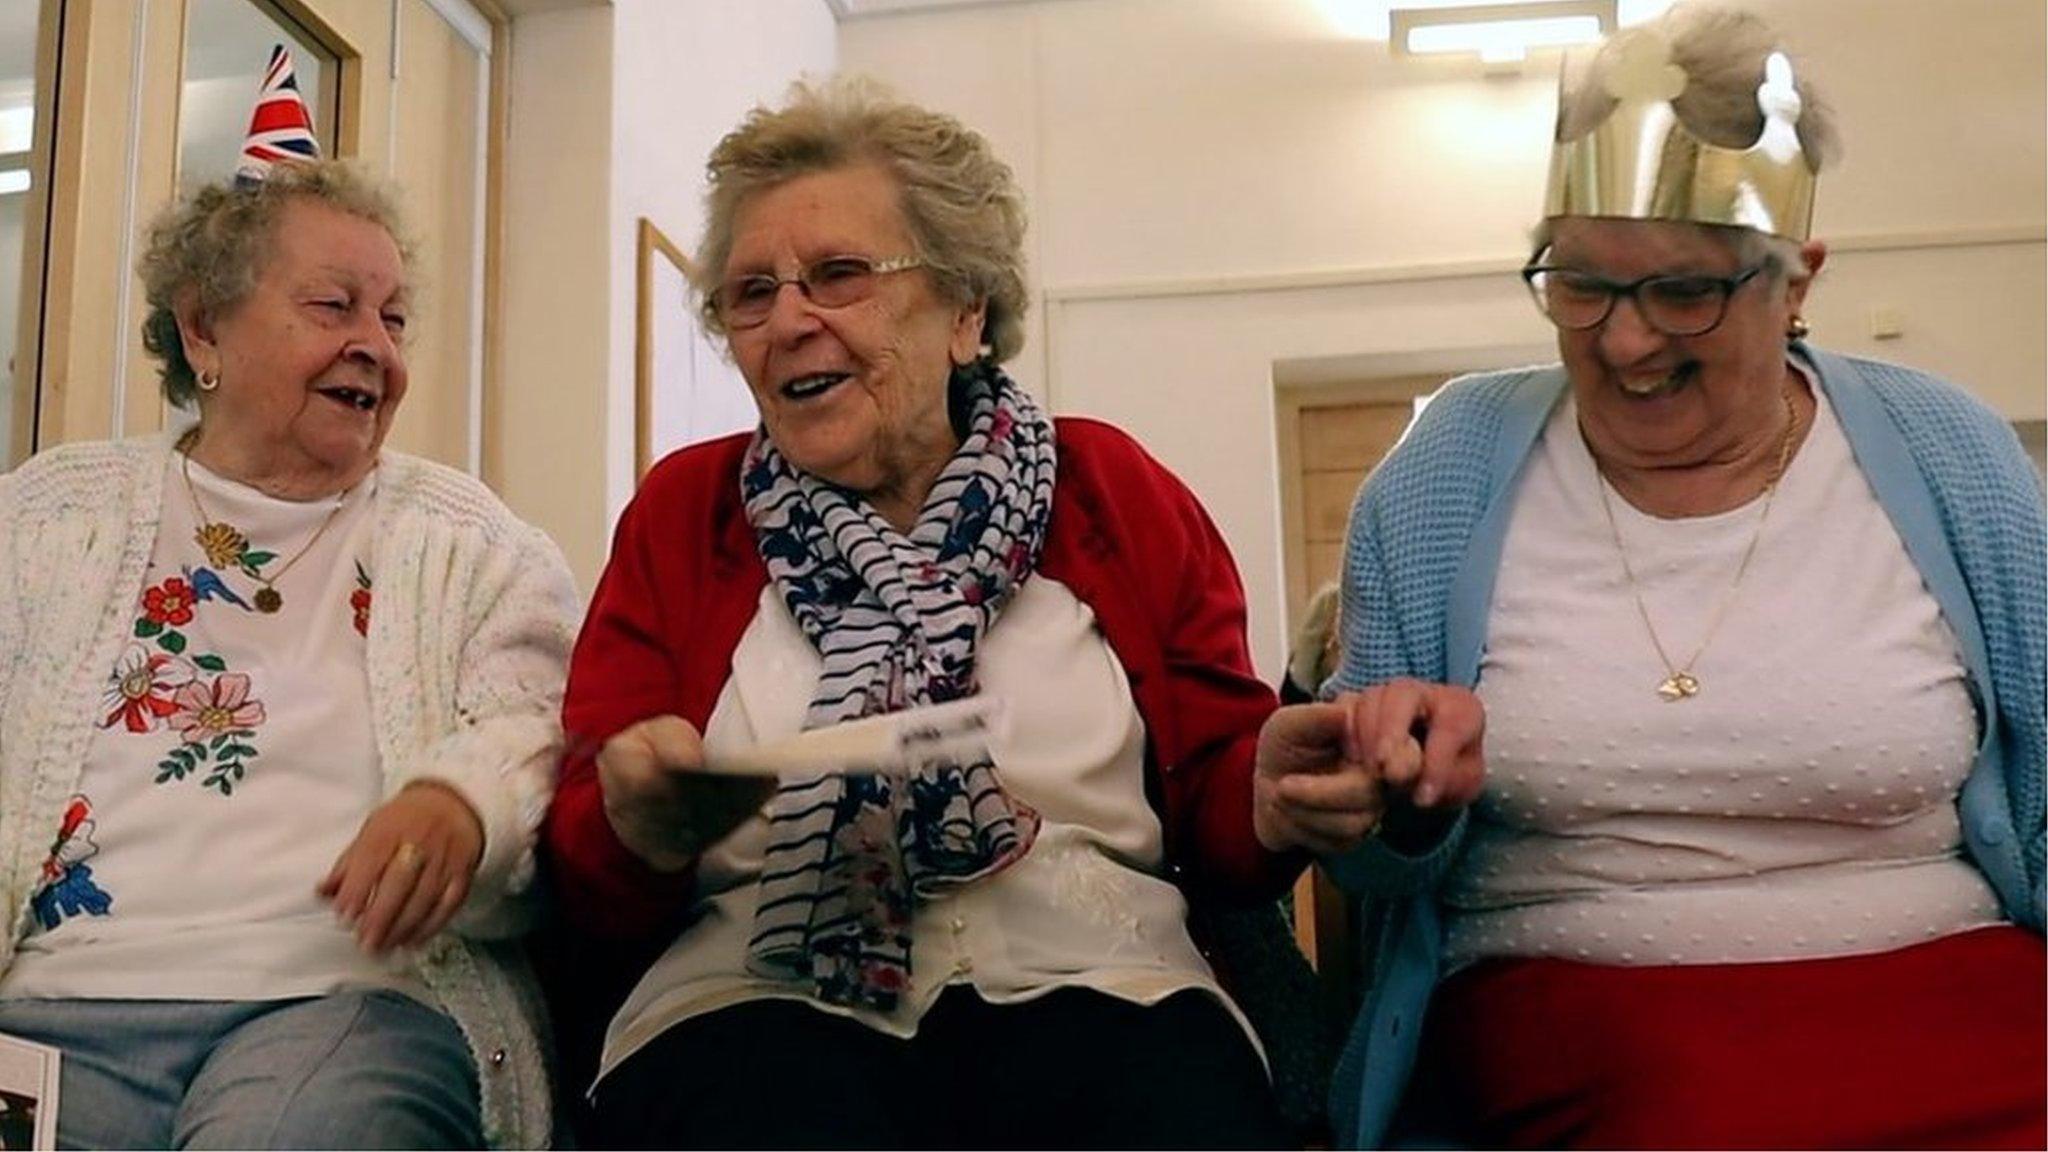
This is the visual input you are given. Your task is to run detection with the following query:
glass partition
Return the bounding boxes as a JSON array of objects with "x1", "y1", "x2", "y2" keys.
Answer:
[{"x1": 178, "y1": 0, "x2": 338, "y2": 195}]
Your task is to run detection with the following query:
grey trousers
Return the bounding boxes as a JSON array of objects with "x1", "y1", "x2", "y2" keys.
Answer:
[{"x1": 0, "y1": 990, "x2": 481, "y2": 1150}]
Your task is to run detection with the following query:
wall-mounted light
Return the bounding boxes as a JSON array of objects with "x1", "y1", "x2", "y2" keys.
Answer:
[{"x1": 1390, "y1": 0, "x2": 1614, "y2": 64}]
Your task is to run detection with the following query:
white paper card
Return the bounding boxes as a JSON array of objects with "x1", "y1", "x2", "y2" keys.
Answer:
[
  {"x1": 706, "y1": 696, "x2": 1005, "y2": 778},
  {"x1": 0, "y1": 1029, "x2": 59, "y2": 1150}
]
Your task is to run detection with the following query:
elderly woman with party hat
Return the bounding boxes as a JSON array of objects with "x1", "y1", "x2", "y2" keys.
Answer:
[
  {"x1": 0, "y1": 149, "x2": 576, "y2": 1145},
  {"x1": 1317, "y1": 5, "x2": 2045, "y2": 1148}
]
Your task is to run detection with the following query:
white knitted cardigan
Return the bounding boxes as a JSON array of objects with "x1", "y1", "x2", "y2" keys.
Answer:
[{"x1": 0, "y1": 434, "x2": 578, "y2": 1148}]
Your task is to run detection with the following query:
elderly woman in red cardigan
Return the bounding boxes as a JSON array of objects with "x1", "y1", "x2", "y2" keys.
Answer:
[{"x1": 541, "y1": 78, "x2": 1474, "y2": 1149}]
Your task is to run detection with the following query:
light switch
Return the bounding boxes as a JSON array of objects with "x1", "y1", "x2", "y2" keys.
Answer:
[{"x1": 1870, "y1": 306, "x2": 1904, "y2": 340}]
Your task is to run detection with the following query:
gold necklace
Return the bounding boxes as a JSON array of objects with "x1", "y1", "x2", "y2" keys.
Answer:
[
  {"x1": 1594, "y1": 386, "x2": 1800, "y2": 701},
  {"x1": 180, "y1": 447, "x2": 350, "y2": 614}
]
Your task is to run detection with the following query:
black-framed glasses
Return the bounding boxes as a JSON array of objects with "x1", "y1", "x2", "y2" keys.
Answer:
[
  {"x1": 1521, "y1": 262, "x2": 1767, "y2": 337},
  {"x1": 710, "y1": 254, "x2": 925, "y2": 329}
]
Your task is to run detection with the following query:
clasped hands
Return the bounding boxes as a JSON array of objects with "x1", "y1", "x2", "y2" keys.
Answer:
[{"x1": 1253, "y1": 678, "x2": 1485, "y2": 856}]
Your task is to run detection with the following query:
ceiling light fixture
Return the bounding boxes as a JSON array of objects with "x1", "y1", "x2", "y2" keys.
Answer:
[{"x1": 1391, "y1": 0, "x2": 1614, "y2": 64}]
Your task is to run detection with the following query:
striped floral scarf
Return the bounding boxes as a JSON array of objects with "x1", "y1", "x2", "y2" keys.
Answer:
[{"x1": 739, "y1": 361, "x2": 1054, "y2": 1010}]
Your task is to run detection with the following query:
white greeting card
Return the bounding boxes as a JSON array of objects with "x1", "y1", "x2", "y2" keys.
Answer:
[{"x1": 0, "y1": 1030, "x2": 58, "y2": 1150}]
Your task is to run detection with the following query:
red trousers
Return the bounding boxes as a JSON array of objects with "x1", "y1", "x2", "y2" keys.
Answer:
[{"x1": 1410, "y1": 926, "x2": 2047, "y2": 1149}]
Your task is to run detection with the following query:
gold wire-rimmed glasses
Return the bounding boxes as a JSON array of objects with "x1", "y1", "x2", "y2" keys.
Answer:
[{"x1": 711, "y1": 254, "x2": 926, "y2": 329}]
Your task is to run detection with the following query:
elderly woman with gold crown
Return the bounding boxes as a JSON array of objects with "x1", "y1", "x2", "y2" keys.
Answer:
[
  {"x1": 1313, "y1": 5, "x2": 2046, "y2": 1148},
  {"x1": 0, "y1": 151, "x2": 575, "y2": 1146}
]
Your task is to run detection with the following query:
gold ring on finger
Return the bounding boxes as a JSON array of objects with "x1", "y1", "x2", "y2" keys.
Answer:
[{"x1": 392, "y1": 841, "x2": 425, "y2": 870}]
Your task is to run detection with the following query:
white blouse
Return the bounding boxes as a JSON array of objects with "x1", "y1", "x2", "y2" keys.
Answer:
[
  {"x1": 599, "y1": 575, "x2": 1255, "y2": 1083},
  {"x1": 2, "y1": 454, "x2": 420, "y2": 1002},
  {"x1": 1444, "y1": 377, "x2": 2001, "y2": 971}
]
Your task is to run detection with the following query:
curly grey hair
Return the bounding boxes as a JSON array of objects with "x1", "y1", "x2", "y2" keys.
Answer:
[
  {"x1": 1541, "y1": 3, "x2": 1842, "y2": 280},
  {"x1": 693, "y1": 76, "x2": 1030, "y2": 364},
  {"x1": 138, "y1": 159, "x2": 414, "y2": 408}
]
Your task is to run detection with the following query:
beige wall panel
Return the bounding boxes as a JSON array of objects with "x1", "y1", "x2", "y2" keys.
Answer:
[
  {"x1": 386, "y1": 0, "x2": 485, "y2": 471},
  {"x1": 494, "y1": 8, "x2": 610, "y2": 595}
]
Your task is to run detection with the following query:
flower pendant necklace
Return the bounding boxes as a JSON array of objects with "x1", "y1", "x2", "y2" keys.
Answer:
[
  {"x1": 180, "y1": 445, "x2": 350, "y2": 614},
  {"x1": 1594, "y1": 386, "x2": 1800, "y2": 702}
]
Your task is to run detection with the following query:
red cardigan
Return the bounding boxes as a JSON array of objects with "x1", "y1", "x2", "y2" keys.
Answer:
[{"x1": 542, "y1": 417, "x2": 1302, "y2": 945}]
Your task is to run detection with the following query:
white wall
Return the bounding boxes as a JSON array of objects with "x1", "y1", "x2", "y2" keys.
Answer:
[
  {"x1": 606, "y1": 0, "x2": 837, "y2": 527},
  {"x1": 842, "y1": 0, "x2": 2048, "y2": 679}
]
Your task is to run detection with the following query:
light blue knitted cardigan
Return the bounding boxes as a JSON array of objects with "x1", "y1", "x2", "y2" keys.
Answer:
[{"x1": 1323, "y1": 346, "x2": 2047, "y2": 1150}]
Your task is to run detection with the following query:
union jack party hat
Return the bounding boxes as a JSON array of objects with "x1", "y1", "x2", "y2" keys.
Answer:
[{"x1": 234, "y1": 44, "x2": 321, "y2": 187}]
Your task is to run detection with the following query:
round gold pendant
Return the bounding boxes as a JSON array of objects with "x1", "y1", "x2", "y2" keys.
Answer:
[
  {"x1": 254, "y1": 586, "x2": 283, "y2": 614},
  {"x1": 1656, "y1": 672, "x2": 1700, "y2": 701}
]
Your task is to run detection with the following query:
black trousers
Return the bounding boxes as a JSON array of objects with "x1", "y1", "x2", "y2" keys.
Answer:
[{"x1": 589, "y1": 985, "x2": 1289, "y2": 1149}]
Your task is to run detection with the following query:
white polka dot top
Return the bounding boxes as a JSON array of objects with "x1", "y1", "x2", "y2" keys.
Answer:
[{"x1": 1443, "y1": 374, "x2": 2002, "y2": 971}]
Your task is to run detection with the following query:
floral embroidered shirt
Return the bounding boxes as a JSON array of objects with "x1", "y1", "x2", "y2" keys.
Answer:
[{"x1": 1, "y1": 455, "x2": 419, "y2": 1001}]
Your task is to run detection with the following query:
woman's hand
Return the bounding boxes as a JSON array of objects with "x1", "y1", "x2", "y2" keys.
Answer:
[
  {"x1": 598, "y1": 715, "x2": 776, "y2": 872},
  {"x1": 1254, "y1": 701, "x2": 1386, "y2": 854},
  {"x1": 1346, "y1": 678, "x2": 1486, "y2": 811},
  {"x1": 318, "y1": 780, "x2": 484, "y2": 954},
  {"x1": 1253, "y1": 679, "x2": 1485, "y2": 855}
]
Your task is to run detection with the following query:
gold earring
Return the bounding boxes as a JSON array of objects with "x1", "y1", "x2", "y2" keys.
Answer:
[
  {"x1": 1787, "y1": 315, "x2": 1811, "y2": 341},
  {"x1": 196, "y1": 369, "x2": 221, "y2": 392}
]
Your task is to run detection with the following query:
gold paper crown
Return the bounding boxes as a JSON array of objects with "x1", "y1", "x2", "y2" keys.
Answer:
[{"x1": 1543, "y1": 29, "x2": 1818, "y2": 240}]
